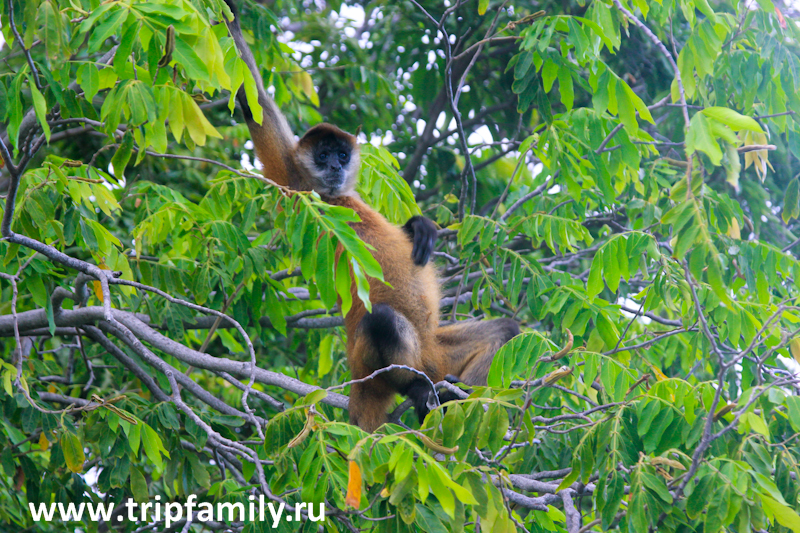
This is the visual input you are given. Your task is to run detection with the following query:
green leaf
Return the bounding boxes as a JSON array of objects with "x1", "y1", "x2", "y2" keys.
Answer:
[
  {"x1": 592, "y1": 69, "x2": 610, "y2": 114},
  {"x1": 27, "y1": 275, "x2": 48, "y2": 308},
  {"x1": 616, "y1": 80, "x2": 637, "y2": 133},
  {"x1": 622, "y1": 80, "x2": 655, "y2": 124},
  {"x1": 427, "y1": 465, "x2": 456, "y2": 518},
  {"x1": 299, "y1": 388, "x2": 328, "y2": 407},
  {"x1": 761, "y1": 495, "x2": 800, "y2": 532},
  {"x1": 351, "y1": 259, "x2": 372, "y2": 313},
  {"x1": 557, "y1": 66, "x2": 574, "y2": 110},
  {"x1": 187, "y1": 454, "x2": 210, "y2": 488},
  {"x1": 724, "y1": 143, "x2": 741, "y2": 191},
  {"x1": 604, "y1": 240, "x2": 621, "y2": 292},
  {"x1": 130, "y1": 2, "x2": 191, "y2": 19},
  {"x1": 441, "y1": 403, "x2": 465, "y2": 449},
  {"x1": 174, "y1": 38, "x2": 210, "y2": 81},
  {"x1": 241, "y1": 58, "x2": 264, "y2": 126},
  {"x1": 141, "y1": 424, "x2": 167, "y2": 470},
  {"x1": 263, "y1": 280, "x2": 287, "y2": 335},
  {"x1": 0, "y1": 79, "x2": 7, "y2": 122},
  {"x1": 642, "y1": 472, "x2": 673, "y2": 503},
  {"x1": 318, "y1": 334, "x2": 334, "y2": 377},
  {"x1": 741, "y1": 412, "x2": 770, "y2": 438},
  {"x1": 687, "y1": 475, "x2": 712, "y2": 518},
  {"x1": 595, "y1": 312, "x2": 619, "y2": 349},
  {"x1": 514, "y1": 51, "x2": 534, "y2": 80},
  {"x1": 706, "y1": 252, "x2": 732, "y2": 305},
  {"x1": 130, "y1": 467, "x2": 149, "y2": 503},
  {"x1": 61, "y1": 432, "x2": 85, "y2": 473},
  {"x1": 416, "y1": 457, "x2": 430, "y2": 504},
  {"x1": 111, "y1": 130, "x2": 134, "y2": 180},
  {"x1": 478, "y1": 0, "x2": 489, "y2": 15},
  {"x1": 542, "y1": 60, "x2": 559, "y2": 92},
  {"x1": 127, "y1": 421, "x2": 141, "y2": 457},
  {"x1": 92, "y1": 183, "x2": 121, "y2": 216},
  {"x1": 602, "y1": 472, "x2": 625, "y2": 527},
  {"x1": 79, "y1": 3, "x2": 115, "y2": 34},
  {"x1": 77, "y1": 64, "x2": 100, "y2": 103},
  {"x1": 629, "y1": 494, "x2": 648, "y2": 532},
  {"x1": 316, "y1": 236, "x2": 337, "y2": 309},
  {"x1": 179, "y1": 90, "x2": 221, "y2": 145},
  {"x1": 45, "y1": 293, "x2": 56, "y2": 337},
  {"x1": 336, "y1": 252, "x2": 353, "y2": 317},
  {"x1": 125, "y1": 81, "x2": 157, "y2": 126},
  {"x1": 556, "y1": 465, "x2": 580, "y2": 492},
  {"x1": 637, "y1": 400, "x2": 661, "y2": 437},
  {"x1": 702, "y1": 107, "x2": 763, "y2": 133},
  {"x1": 38, "y1": 0, "x2": 64, "y2": 61},
  {"x1": 88, "y1": 6, "x2": 127, "y2": 53},
  {"x1": 674, "y1": 222, "x2": 701, "y2": 259},
  {"x1": 686, "y1": 112, "x2": 722, "y2": 165},
  {"x1": 783, "y1": 179, "x2": 800, "y2": 224},
  {"x1": 113, "y1": 20, "x2": 139, "y2": 76},
  {"x1": 415, "y1": 504, "x2": 449, "y2": 533},
  {"x1": 643, "y1": 406, "x2": 673, "y2": 453},
  {"x1": 29, "y1": 81, "x2": 51, "y2": 143},
  {"x1": 694, "y1": 0, "x2": 717, "y2": 22},
  {"x1": 587, "y1": 252, "x2": 604, "y2": 298},
  {"x1": 786, "y1": 396, "x2": 800, "y2": 433}
]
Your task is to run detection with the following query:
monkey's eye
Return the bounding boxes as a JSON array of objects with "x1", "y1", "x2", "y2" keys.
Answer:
[
  {"x1": 318, "y1": 152, "x2": 328, "y2": 162},
  {"x1": 338, "y1": 152, "x2": 349, "y2": 162}
]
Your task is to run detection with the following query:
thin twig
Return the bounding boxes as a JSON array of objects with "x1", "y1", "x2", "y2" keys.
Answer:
[
  {"x1": 612, "y1": 0, "x2": 689, "y2": 128},
  {"x1": 7, "y1": 0, "x2": 43, "y2": 91}
]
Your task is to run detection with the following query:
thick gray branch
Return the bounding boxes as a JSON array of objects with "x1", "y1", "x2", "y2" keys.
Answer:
[{"x1": 0, "y1": 306, "x2": 349, "y2": 410}]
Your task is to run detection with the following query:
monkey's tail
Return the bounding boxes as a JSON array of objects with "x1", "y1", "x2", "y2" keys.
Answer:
[
  {"x1": 220, "y1": 0, "x2": 297, "y2": 185},
  {"x1": 221, "y1": 0, "x2": 264, "y2": 121}
]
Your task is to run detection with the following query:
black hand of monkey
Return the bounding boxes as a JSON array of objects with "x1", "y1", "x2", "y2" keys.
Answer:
[
  {"x1": 436, "y1": 374, "x2": 472, "y2": 404},
  {"x1": 415, "y1": 375, "x2": 471, "y2": 426},
  {"x1": 402, "y1": 215, "x2": 438, "y2": 266}
]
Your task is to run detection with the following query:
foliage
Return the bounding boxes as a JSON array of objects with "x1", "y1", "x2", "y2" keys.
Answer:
[{"x1": 1, "y1": 0, "x2": 800, "y2": 531}]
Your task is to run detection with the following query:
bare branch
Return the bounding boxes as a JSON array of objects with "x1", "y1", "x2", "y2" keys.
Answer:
[
  {"x1": 6, "y1": 0, "x2": 43, "y2": 91},
  {"x1": 560, "y1": 490, "x2": 581, "y2": 533}
]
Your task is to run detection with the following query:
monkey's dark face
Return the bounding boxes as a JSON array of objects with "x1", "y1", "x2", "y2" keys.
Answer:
[
  {"x1": 312, "y1": 136, "x2": 353, "y2": 194},
  {"x1": 298, "y1": 124, "x2": 360, "y2": 197}
]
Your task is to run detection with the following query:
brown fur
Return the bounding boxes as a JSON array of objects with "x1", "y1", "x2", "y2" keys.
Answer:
[
  {"x1": 223, "y1": 0, "x2": 519, "y2": 432},
  {"x1": 326, "y1": 195, "x2": 444, "y2": 431}
]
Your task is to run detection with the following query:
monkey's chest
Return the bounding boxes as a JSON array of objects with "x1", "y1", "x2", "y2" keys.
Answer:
[
  {"x1": 350, "y1": 221, "x2": 438, "y2": 327},
  {"x1": 351, "y1": 221, "x2": 415, "y2": 279}
]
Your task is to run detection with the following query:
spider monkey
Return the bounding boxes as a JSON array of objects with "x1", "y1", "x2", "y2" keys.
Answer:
[{"x1": 223, "y1": 0, "x2": 520, "y2": 432}]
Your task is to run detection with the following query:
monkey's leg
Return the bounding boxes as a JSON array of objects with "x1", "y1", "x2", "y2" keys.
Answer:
[
  {"x1": 437, "y1": 318, "x2": 520, "y2": 385},
  {"x1": 349, "y1": 304, "x2": 435, "y2": 429},
  {"x1": 348, "y1": 381, "x2": 400, "y2": 433}
]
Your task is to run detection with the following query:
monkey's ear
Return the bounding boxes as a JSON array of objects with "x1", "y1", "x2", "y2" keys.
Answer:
[{"x1": 355, "y1": 125, "x2": 362, "y2": 138}]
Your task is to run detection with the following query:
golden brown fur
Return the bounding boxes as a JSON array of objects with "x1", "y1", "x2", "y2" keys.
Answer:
[
  {"x1": 224, "y1": 1, "x2": 519, "y2": 432},
  {"x1": 328, "y1": 195, "x2": 442, "y2": 430}
]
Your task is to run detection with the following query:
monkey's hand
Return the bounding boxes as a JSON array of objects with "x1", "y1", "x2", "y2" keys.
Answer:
[
  {"x1": 402, "y1": 215, "x2": 438, "y2": 266},
  {"x1": 436, "y1": 374, "x2": 472, "y2": 405},
  {"x1": 417, "y1": 376, "x2": 471, "y2": 425}
]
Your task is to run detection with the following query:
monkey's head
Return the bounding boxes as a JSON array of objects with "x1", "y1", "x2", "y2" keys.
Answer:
[{"x1": 297, "y1": 123, "x2": 360, "y2": 197}]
